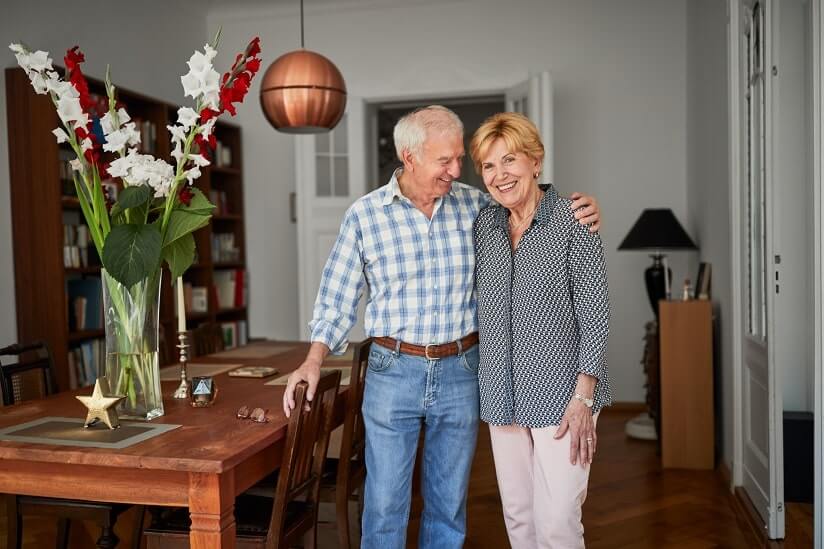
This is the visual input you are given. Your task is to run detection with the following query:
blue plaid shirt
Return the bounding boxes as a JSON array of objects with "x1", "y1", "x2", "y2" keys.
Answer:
[{"x1": 309, "y1": 170, "x2": 489, "y2": 354}]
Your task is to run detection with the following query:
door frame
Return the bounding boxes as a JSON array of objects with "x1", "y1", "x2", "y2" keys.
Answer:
[
  {"x1": 813, "y1": 0, "x2": 824, "y2": 545},
  {"x1": 730, "y1": 0, "x2": 824, "y2": 542}
]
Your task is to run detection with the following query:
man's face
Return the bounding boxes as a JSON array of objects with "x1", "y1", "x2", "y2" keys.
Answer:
[{"x1": 409, "y1": 131, "x2": 465, "y2": 198}]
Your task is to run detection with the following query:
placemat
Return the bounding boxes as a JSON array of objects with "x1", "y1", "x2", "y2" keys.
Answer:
[
  {"x1": 266, "y1": 366, "x2": 352, "y2": 387},
  {"x1": 209, "y1": 343, "x2": 295, "y2": 359},
  {"x1": 0, "y1": 417, "x2": 180, "y2": 449},
  {"x1": 160, "y1": 363, "x2": 242, "y2": 381}
]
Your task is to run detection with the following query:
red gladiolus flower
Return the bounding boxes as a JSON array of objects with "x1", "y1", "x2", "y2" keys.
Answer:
[
  {"x1": 178, "y1": 186, "x2": 194, "y2": 207},
  {"x1": 216, "y1": 36, "x2": 262, "y2": 118}
]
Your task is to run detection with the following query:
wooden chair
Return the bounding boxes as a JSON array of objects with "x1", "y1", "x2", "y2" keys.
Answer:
[
  {"x1": 0, "y1": 341, "x2": 145, "y2": 549},
  {"x1": 143, "y1": 369, "x2": 342, "y2": 548},
  {"x1": 319, "y1": 339, "x2": 370, "y2": 548},
  {"x1": 192, "y1": 322, "x2": 225, "y2": 357}
]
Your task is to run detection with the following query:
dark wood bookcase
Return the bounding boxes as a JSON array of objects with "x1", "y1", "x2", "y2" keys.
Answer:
[{"x1": 5, "y1": 67, "x2": 249, "y2": 392}]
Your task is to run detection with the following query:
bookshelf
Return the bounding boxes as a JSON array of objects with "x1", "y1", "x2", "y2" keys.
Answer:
[{"x1": 5, "y1": 67, "x2": 249, "y2": 392}]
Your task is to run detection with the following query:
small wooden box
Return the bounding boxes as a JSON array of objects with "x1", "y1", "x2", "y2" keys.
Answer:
[{"x1": 659, "y1": 300, "x2": 714, "y2": 469}]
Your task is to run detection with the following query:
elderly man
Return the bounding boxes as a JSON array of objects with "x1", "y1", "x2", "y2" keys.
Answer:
[{"x1": 283, "y1": 105, "x2": 601, "y2": 548}]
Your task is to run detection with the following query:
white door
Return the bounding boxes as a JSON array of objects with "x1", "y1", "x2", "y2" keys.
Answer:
[
  {"x1": 505, "y1": 72, "x2": 554, "y2": 184},
  {"x1": 739, "y1": 0, "x2": 784, "y2": 538},
  {"x1": 296, "y1": 98, "x2": 367, "y2": 342}
]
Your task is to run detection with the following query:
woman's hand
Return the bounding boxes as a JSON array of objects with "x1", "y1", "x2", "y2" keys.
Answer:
[
  {"x1": 569, "y1": 192, "x2": 601, "y2": 232},
  {"x1": 554, "y1": 373, "x2": 598, "y2": 467},
  {"x1": 554, "y1": 398, "x2": 597, "y2": 468}
]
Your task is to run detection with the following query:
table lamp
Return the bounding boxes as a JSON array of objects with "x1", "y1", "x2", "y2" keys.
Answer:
[{"x1": 618, "y1": 209, "x2": 697, "y2": 316}]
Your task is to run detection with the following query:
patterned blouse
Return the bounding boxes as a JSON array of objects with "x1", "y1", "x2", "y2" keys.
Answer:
[{"x1": 473, "y1": 184, "x2": 612, "y2": 427}]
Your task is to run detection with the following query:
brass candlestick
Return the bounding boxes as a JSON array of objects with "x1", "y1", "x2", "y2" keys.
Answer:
[{"x1": 173, "y1": 331, "x2": 191, "y2": 399}]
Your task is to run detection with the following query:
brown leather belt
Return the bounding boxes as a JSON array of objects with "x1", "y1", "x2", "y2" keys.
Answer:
[{"x1": 373, "y1": 333, "x2": 479, "y2": 360}]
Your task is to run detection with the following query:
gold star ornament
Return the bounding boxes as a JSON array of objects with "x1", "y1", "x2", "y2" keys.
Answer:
[{"x1": 76, "y1": 376, "x2": 126, "y2": 429}]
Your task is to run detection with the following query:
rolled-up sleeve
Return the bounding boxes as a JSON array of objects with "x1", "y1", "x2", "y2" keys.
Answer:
[
  {"x1": 308, "y1": 207, "x2": 365, "y2": 354},
  {"x1": 569, "y1": 224, "x2": 610, "y2": 381}
]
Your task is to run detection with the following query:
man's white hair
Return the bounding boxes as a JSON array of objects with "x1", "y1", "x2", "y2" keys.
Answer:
[{"x1": 393, "y1": 105, "x2": 464, "y2": 161}]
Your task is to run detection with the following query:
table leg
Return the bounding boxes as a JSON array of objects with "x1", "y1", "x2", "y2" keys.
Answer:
[{"x1": 188, "y1": 472, "x2": 236, "y2": 549}]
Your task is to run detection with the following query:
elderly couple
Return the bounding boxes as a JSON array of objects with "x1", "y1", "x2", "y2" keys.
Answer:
[{"x1": 284, "y1": 106, "x2": 610, "y2": 549}]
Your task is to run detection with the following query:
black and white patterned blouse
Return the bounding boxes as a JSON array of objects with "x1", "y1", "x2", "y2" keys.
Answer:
[{"x1": 473, "y1": 184, "x2": 611, "y2": 427}]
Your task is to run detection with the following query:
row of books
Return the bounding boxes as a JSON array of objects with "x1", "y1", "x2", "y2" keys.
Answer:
[
  {"x1": 67, "y1": 277, "x2": 103, "y2": 330},
  {"x1": 63, "y1": 223, "x2": 92, "y2": 268},
  {"x1": 208, "y1": 190, "x2": 231, "y2": 216},
  {"x1": 213, "y1": 269, "x2": 247, "y2": 309},
  {"x1": 213, "y1": 139, "x2": 234, "y2": 168},
  {"x1": 67, "y1": 338, "x2": 104, "y2": 389},
  {"x1": 222, "y1": 320, "x2": 248, "y2": 349},
  {"x1": 177, "y1": 283, "x2": 210, "y2": 314},
  {"x1": 212, "y1": 232, "x2": 241, "y2": 263}
]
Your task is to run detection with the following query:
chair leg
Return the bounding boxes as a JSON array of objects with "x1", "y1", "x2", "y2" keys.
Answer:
[
  {"x1": 336, "y1": 490, "x2": 351, "y2": 549},
  {"x1": 303, "y1": 523, "x2": 317, "y2": 549},
  {"x1": 55, "y1": 517, "x2": 71, "y2": 549},
  {"x1": 5, "y1": 494, "x2": 21, "y2": 549},
  {"x1": 95, "y1": 524, "x2": 119, "y2": 549},
  {"x1": 131, "y1": 505, "x2": 146, "y2": 549}
]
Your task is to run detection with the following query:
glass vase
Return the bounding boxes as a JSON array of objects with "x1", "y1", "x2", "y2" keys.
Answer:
[{"x1": 101, "y1": 269, "x2": 164, "y2": 420}]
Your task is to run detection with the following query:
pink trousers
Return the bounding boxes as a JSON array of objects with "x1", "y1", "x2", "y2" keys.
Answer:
[{"x1": 488, "y1": 415, "x2": 599, "y2": 549}]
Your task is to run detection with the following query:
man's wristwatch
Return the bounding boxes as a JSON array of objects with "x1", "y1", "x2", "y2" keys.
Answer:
[{"x1": 573, "y1": 392, "x2": 594, "y2": 408}]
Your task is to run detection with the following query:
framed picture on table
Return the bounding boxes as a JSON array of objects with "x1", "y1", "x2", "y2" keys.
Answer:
[{"x1": 694, "y1": 262, "x2": 712, "y2": 300}]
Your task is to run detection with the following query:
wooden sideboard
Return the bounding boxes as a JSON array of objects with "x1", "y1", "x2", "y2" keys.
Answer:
[{"x1": 658, "y1": 300, "x2": 714, "y2": 469}]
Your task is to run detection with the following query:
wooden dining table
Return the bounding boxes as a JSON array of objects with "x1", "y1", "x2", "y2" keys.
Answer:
[{"x1": 0, "y1": 341, "x2": 342, "y2": 549}]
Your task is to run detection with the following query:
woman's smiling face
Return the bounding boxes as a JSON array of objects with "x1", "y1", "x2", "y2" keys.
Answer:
[{"x1": 479, "y1": 137, "x2": 541, "y2": 211}]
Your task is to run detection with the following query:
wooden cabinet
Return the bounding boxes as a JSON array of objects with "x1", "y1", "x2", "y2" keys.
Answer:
[
  {"x1": 659, "y1": 300, "x2": 714, "y2": 469},
  {"x1": 5, "y1": 67, "x2": 249, "y2": 392}
]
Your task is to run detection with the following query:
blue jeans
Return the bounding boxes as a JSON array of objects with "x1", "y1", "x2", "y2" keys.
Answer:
[{"x1": 360, "y1": 342, "x2": 480, "y2": 549}]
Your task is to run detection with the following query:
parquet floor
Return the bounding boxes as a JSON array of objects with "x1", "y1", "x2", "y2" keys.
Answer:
[{"x1": 0, "y1": 409, "x2": 814, "y2": 547}]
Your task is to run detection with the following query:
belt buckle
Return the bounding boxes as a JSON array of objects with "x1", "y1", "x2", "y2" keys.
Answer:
[{"x1": 425, "y1": 343, "x2": 440, "y2": 361}]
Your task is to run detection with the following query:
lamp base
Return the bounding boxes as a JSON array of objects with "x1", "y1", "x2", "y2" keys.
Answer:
[
  {"x1": 644, "y1": 254, "x2": 671, "y2": 317},
  {"x1": 624, "y1": 412, "x2": 658, "y2": 440}
]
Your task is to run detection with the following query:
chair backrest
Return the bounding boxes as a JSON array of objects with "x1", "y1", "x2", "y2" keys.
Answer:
[
  {"x1": 266, "y1": 369, "x2": 341, "y2": 546},
  {"x1": 193, "y1": 323, "x2": 225, "y2": 357},
  {"x1": 337, "y1": 339, "x2": 370, "y2": 491},
  {"x1": 0, "y1": 341, "x2": 56, "y2": 406}
]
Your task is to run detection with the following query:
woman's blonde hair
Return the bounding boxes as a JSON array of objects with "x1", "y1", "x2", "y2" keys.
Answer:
[{"x1": 469, "y1": 112, "x2": 544, "y2": 175}]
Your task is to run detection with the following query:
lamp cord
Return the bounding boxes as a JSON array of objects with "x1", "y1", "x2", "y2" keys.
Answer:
[{"x1": 300, "y1": 0, "x2": 305, "y2": 48}]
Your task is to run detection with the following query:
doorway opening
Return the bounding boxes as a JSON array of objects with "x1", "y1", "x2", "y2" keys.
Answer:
[{"x1": 369, "y1": 95, "x2": 505, "y2": 191}]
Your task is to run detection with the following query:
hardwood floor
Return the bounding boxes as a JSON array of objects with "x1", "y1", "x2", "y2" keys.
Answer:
[{"x1": 0, "y1": 409, "x2": 814, "y2": 547}]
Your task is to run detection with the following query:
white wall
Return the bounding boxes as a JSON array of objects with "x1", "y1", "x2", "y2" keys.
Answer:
[
  {"x1": 0, "y1": 1, "x2": 208, "y2": 346},
  {"x1": 686, "y1": 0, "x2": 733, "y2": 466},
  {"x1": 210, "y1": 0, "x2": 691, "y2": 402}
]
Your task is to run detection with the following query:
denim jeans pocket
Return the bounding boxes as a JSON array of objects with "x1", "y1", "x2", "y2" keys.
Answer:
[
  {"x1": 367, "y1": 347, "x2": 396, "y2": 373},
  {"x1": 459, "y1": 345, "x2": 480, "y2": 374}
]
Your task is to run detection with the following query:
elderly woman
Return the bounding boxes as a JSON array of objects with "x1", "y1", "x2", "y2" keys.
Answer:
[{"x1": 470, "y1": 112, "x2": 611, "y2": 548}]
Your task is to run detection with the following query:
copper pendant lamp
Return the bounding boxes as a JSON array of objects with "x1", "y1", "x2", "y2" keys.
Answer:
[{"x1": 260, "y1": 0, "x2": 347, "y2": 133}]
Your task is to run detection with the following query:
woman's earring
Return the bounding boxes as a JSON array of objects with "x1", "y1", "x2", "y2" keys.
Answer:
[{"x1": 533, "y1": 172, "x2": 539, "y2": 179}]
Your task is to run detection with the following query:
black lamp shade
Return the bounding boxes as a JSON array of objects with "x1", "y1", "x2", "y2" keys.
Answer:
[{"x1": 618, "y1": 209, "x2": 697, "y2": 251}]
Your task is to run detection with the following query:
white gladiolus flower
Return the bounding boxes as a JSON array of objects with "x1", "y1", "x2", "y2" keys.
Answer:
[
  {"x1": 102, "y1": 129, "x2": 132, "y2": 152},
  {"x1": 180, "y1": 45, "x2": 221, "y2": 109},
  {"x1": 69, "y1": 159, "x2": 84, "y2": 172},
  {"x1": 80, "y1": 138, "x2": 93, "y2": 152},
  {"x1": 189, "y1": 154, "x2": 210, "y2": 168},
  {"x1": 8, "y1": 43, "x2": 24, "y2": 55},
  {"x1": 177, "y1": 107, "x2": 199, "y2": 130},
  {"x1": 107, "y1": 155, "x2": 131, "y2": 178},
  {"x1": 56, "y1": 94, "x2": 85, "y2": 125},
  {"x1": 27, "y1": 50, "x2": 52, "y2": 73},
  {"x1": 52, "y1": 128, "x2": 69, "y2": 144},
  {"x1": 170, "y1": 140, "x2": 184, "y2": 164},
  {"x1": 167, "y1": 124, "x2": 187, "y2": 144},
  {"x1": 183, "y1": 166, "x2": 201, "y2": 186}
]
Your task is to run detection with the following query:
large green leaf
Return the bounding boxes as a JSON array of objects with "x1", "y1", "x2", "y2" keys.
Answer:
[
  {"x1": 162, "y1": 232, "x2": 196, "y2": 280},
  {"x1": 117, "y1": 185, "x2": 152, "y2": 209},
  {"x1": 163, "y1": 210, "x2": 210, "y2": 246},
  {"x1": 184, "y1": 188, "x2": 216, "y2": 216},
  {"x1": 102, "y1": 224, "x2": 162, "y2": 288}
]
